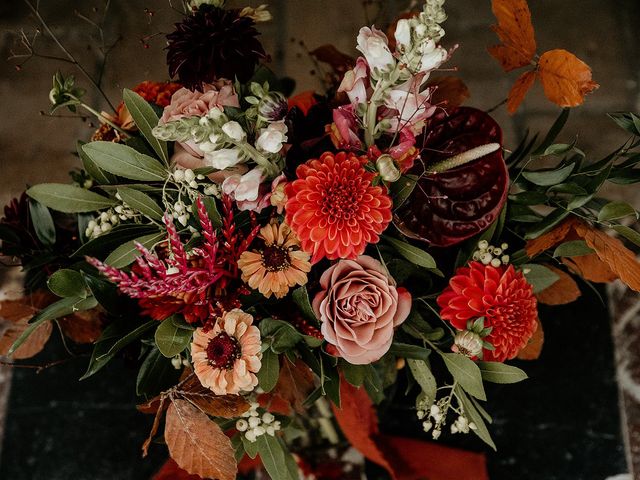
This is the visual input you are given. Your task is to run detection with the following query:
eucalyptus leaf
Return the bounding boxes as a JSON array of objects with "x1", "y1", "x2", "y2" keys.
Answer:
[
  {"x1": 477, "y1": 361, "x2": 528, "y2": 384},
  {"x1": 154, "y1": 316, "x2": 193, "y2": 357},
  {"x1": 384, "y1": 236, "x2": 437, "y2": 269},
  {"x1": 123, "y1": 89, "x2": 168, "y2": 164},
  {"x1": 27, "y1": 183, "x2": 116, "y2": 213},
  {"x1": 521, "y1": 264, "x2": 559, "y2": 293},
  {"x1": 257, "y1": 348, "x2": 279, "y2": 393},
  {"x1": 82, "y1": 142, "x2": 167, "y2": 181},
  {"x1": 28, "y1": 199, "x2": 56, "y2": 246},
  {"x1": 117, "y1": 187, "x2": 164, "y2": 221},
  {"x1": 598, "y1": 201, "x2": 638, "y2": 222},
  {"x1": 522, "y1": 163, "x2": 575, "y2": 187},
  {"x1": 456, "y1": 387, "x2": 496, "y2": 450},
  {"x1": 552, "y1": 240, "x2": 594, "y2": 258},
  {"x1": 407, "y1": 359, "x2": 437, "y2": 402},
  {"x1": 48, "y1": 269, "x2": 87, "y2": 298},
  {"x1": 613, "y1": 225, "x2": 640, "y2": 247},
  {"x1": 440, "y1": 352, "x2": 486, "y2": 400}
]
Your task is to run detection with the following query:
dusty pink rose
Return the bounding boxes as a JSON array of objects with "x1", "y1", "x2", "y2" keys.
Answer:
[{"x1": 312, "y1": 255, "x2": 411, "y2": 364}]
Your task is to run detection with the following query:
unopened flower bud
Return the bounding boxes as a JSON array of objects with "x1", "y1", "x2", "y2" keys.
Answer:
[
  {"x1": 376, "y1": 154, "x2": 401, "y2": 182},
  {"x1": 452, "y1": 330, "x2": 484, "y2": 358},
  {"x1": 258, "y1": 91, "x2": 288, "y2": 121}
]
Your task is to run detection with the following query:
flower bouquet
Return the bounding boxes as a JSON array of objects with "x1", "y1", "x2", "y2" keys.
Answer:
[{"x1": 2, "y1": 0, "x2": 640, "y2": 478}]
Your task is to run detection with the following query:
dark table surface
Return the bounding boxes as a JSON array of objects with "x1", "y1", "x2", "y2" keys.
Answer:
[{"x1": 0, "y1": 288, "x2": 627, "y2": 480}]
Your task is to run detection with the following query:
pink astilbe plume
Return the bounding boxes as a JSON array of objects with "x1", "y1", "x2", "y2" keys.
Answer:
[{"x1": 87, "y1": 196, "x2": 259, "y2": 325}]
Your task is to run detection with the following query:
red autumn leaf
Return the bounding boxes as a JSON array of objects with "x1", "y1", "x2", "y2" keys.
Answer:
[
  {"x1": 331, "y1": 377, "x2": 395, "y2": 477},
  {"x1": 507, "y1": 70, "x2": 536, "y2": 114},
  {"x1": 535, "y1": 266, "x2": 581, "y2": 305},
  {"x1": 0, "y1": 291, "x2": 54, "y2": 360},
  {"x1": 538, "y1": 49, "x2": 599, "y2": 108},
  {"x1": 488, "y1": 0, "x2": 536, "y2": 72},
  {"x1": 152, "y1": 459, "x2": 203, "y2": 480},
  {"x1": 426, "y1": 76, "x2": 471, "y2": 110},
  {"x1": 517, "y1": 320, "x2": 544, "y2": 360}
]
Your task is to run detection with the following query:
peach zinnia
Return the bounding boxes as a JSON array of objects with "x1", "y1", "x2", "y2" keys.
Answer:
[
  {"x1": 237, "y1": 221, "x2": 311, "y2": 299},
  {"x1": 285, "y1": 151, "x2": 393, "y2": 263},
  {"x1": 191, "y1": 309, "x2": 262, "y2": 395}
]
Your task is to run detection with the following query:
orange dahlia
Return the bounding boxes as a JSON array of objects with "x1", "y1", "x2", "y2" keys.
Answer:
[
  {"x1": 285, "y1": 151, "x2": 393, "y2": 263},
  {"x1": 237, "y1": 221, "x2": 311, "y2": 299},
  {"x1": 437, "y1": 262, "x2": 538, "y2": 362}
]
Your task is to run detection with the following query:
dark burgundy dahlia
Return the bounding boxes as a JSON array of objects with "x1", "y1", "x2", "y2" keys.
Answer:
[
  {"x1": 394, "y1": 107, "x2": 509, "y2": 247},
  {"x1": 166, "y1": 5, "x2": 267, "y2": 91}
]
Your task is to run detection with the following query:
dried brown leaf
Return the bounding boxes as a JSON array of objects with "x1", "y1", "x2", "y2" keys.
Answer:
[
  {"x1": 562, "y1": 255, "x2": 618, "y2": 283},
  {"x1": 142, "y1": 397, "x2": 167, "y2": 458},
  {"x1": 507, "y1": 70, "x2": 536, "y2": 114},
  {"x1": 165, "y1": 399, "x2": 237, "y2": 480},
  {"x1": 525, "y1": 218, "x2": 580, "y2": 257},
  {"x1": 177, "y1": 375, "x2": 250, "y2": 418},
  {"x1": 535, "y1": 266, "x2": 581, "y2": 305},
  {"x1": 426, "y1": 76, "x2": 471, "y2": 110},
  {"x1": 517, "y1": 320, "x2": 544, "y2": 360},
  {"x1": 271, "y1": 357, "x2": 315, "y2": 414},
  {"x1": 58, "y1": 309, "x2": 105, "y2": 344},
  {"x1": 0, "y1": 291, "x2": 53, "y2": 359}
]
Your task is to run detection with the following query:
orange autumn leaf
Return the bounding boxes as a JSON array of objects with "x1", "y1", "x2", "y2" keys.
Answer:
[
  {"x1": 58, "y1": 309, "x2": 105, "y2": 344},
  {"x1": 562, "y1": 255, "x2": 618, "y2": 283},
  {"x1": 538, "y1": 49, "x2": 599, "y2": 108},
  {"x1": 489, "y1": 0, "x2": 598, "y2": 113},
  {"x1": 488, "y1": 0, "x2": 536, "y2": 72},
  {"x1": 427, "y1": 76, "x2": 471, "y2": 110},
  {"x1": 0, "y1": 291, "x2": 54, "y2": 360},
  {"x1": 573, "y1": 222, "x2": 640, "y2": 291},
  {"x1": 535, "y1": 266, "x2": 581, "y2": 305},
  {"x1": 517, "y1": 320, "x2": 544, "y2": 360},
  {"x1": 507, "y1": 70, "x2": 536, "y2": 114},
  {"x1": 270, "y1": 357, "x2": 315, "y2": 414},
  {"x1": 525, "y1": 217, "x2": 580, "y2": 257}
]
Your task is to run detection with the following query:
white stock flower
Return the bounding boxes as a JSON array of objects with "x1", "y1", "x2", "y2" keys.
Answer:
[
  {"x1": 394, "y1": 19, "x2": 412, "y2": 51},
  {"x1": 204, "y1": 148, "x2": 243, "y2": 169},
  {"x1": 256, "y1": 121, "x2": 288, "y2": 153},
  {"x1": 356, "y1": 26, "x2": 395, "y2": 71}
]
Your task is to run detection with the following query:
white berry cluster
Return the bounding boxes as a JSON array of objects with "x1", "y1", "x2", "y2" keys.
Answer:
[
  {"x1": 472, "y1": 240, "x2": 510, "y2": 267},
  {"x1": 235, "y1": 402, "x2": 281, "y2": 443},
  {"x1": 172, "y1": 168, "x2": 204, "y2": 190},
  {"x1": 417, "y1": 393, "x2": 476, "y2": 440},
  {"x1": 170, "y1": 354, "x2": 190, "y2": 369}
]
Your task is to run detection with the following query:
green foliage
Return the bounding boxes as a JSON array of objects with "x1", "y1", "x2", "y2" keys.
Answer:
[
  {"x1": 521, "y1": 264, "x2": 560, "y2": 292},
  {"x1": 123, "y1": 89, "x2": 169, "y2": 164},
  {"x1": 407, "y1": 358, "x2": 437, "y2": 402},
  {"x1": 82, "y1": 142, "x2": 167, "y2": 181},
  {"x1": 104, "y1": 231, "x2": 165, "y2": 268},
  {"x1": 48, "y1": 269, "x2": 87, "y2": 298},
  {"x1": 256, "y1": 348, "x2": 279, "y2": 393},
  {"x1": 477, "y1": 361, "x2": 528, "y2": 384},
  {"x1": 553, "y1": 240, "x2": 594, "y2": 258},
  {"x1": 439, "y1": 352, "x2": 486, "y2": 401},
  {"x1": 154, "y1": 316, "x2": 193, "y2": 357},
  {"x1": 28, "y1": 199, "x2": 56, "y2": 246},
  {"x1": 27, "y1": 183, "x2": 116, "y2": 213},
  {"x1": 117, "y1": 187, "x2": 164, "y2": 221},
  {"x1": 383, "y1": 235, "x2": 437, "y2": 269},
  {"x1": 136, "y1": 346, "x2": 181, "y2": 397},
  {"x1": 291, "y1": 286, "x2": 317, "y2": 322}
]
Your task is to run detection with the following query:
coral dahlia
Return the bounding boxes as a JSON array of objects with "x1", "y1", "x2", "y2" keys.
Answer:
[
  {"x1": 191, "y1": 309, "x2": 262, "y2": 395},
  {"x1": 437, "y1": 262, "x2": 538, "y2": 362},
  {"x1": 285, "y1": 151, "x2": 393, "y2": 263}
]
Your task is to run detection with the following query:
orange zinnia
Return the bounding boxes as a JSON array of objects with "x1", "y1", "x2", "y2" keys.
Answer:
[
  {"x1": 237, "y1": 221, "x2": 311, "y2": 299},
  {"x1": 285, "y1": 151, "x2": 393, "y2": 263}
]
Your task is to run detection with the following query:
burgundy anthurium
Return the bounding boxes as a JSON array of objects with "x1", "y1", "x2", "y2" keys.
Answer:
[{"x1": 394, "y1": 107, "x2": 509, "y2": 247}]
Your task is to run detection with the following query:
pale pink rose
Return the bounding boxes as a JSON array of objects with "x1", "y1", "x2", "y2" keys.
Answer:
[
  {"x1": 356, "y1": 26, "x2": 395, "y2": 71},
  {"x1": 312, "y1": 255, "x2": 411, "y2": 365},
  {"x1": 338, "y1": 57, "x2": 370, "y2": 105},
  {"x1": 160, "y1": 80, "x2": 240, "y2": 157}
]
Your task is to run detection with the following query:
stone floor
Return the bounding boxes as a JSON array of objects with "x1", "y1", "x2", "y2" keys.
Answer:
[{"x1": 1, "y1": 0, "x2": 640, "y2": 478}]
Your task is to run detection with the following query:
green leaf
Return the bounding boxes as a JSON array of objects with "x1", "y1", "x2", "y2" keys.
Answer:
[
  {"x1": 456, "y1": 387, "x2": 496, "y2": 450},
  {"x1": 200, "y1": 196, "x2": 223, "y2": 228},
  {"x1": 136, "y1": 346, "x2": 180, "y2": 397},
  {"x1": 241, "y1": 435, "x2": 259, "y2": 459},
  {"x1": 72, "y1": 224, "x2": 159, "y2": 258},
  {"x1": 521, "y1": 264, "x2": 560, "y2": 293},
  {"x1": 257, "y1": 348, "x2": 279, "y2": 393},
  {"x1": 9, "y1": 296, "x2": 97, "y2": 355},
  {"x1": 552, "y1": 240, "x2": 594, "y2": 258},
  {"x1": 48, "y1": 269, "x2": 87, "y2": 298},
  {"x1": 388, "y1": 342, "x2": 430, "y2": 361},
  {"x1": 477, "y1": 361, "x2": 528, "y2": 384},
  {"x1": 609, "y1": 112, "x2": 640, "y2": 136},
  {"x1": 291, "y1": 286, "x2": 317, "y2": 322},
  {"x1": 440, "y1": 352, "x2": 486, "y2": 401},
  {"x1": 524, "y1": 209, "x2": 570, "y2": 239},
  {"x1": 27, "y1": 183, "x2": 116, "y2": 213},
  {"x1": 82, "y1": 142, "x2": 167, "y2": 181},
  {"x1": 522, "y1": 163, "x2": 575, "y2": 187},
  {"x1": 104, "y1": 231, "x2": 165, "y2": 268},
  {"x1": 390, "y1": 174, "x2": 418, "y2": 209},
  {"x1": 154, "y1": 316, "x2": 193, "y2": 357},
  {"x1": 613, "y1": 225, "x2": 640, "y2": 247},
  {"x1": 117, "y1": 187, "x2": 164, "y2": 221},
  {"x1": 256, "y1": 434, "x2": 288, "y2": 480},
  {"x1": 123, "y1": 89, "x2": 168, "y2": 164},
  {"x1": 598, "y1": 201, "x2": 638, "y2": 222},
  {"x1": 407, "y1": 359, "x2": 437, "y2": 402},
  {"x1": 384, "y1": 236, "x2": 437, "y2": 269},
  {"x1": 340, "y1": 361, "x2": 369, "y2": 388},
  {"x1": 533, "y1": 108, "x2": 570, "y2": 155},
  {"x1": 77, "y1": 140, "x2": 117, "y2": 184},
  {"x1": 28, "y1": 199, "x2": 56, "y2": 246}
]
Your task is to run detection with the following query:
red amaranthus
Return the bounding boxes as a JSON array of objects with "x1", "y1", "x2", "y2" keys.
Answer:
[{"x1": 88, "y1": 196, "x2": 257, "y2": 325}]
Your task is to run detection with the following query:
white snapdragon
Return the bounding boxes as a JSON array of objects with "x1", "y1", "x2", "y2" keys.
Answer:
[
  {"x1": 221, "y1": 121, "x2": 246, "y2": 141},
  {"x1": 256, "y1": 121, "x2": 288, "y2": 153},
  {"x1": 357, "y1": 26, "x2": 395, "y2": 71},
  {"x1": 204, "y1": 148, "x2": 244, "y2": 170},
  {"x1": 222, "y1": 168, "x2": 264, "y2": 203}
]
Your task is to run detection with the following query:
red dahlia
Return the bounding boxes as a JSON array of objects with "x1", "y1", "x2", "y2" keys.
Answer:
[
  {"x1": 285, "y1": 151, "x2": 392, "y2": 263},
  {"x1": 437, "y1": 262, "x2": 538, "y2": 362}
]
